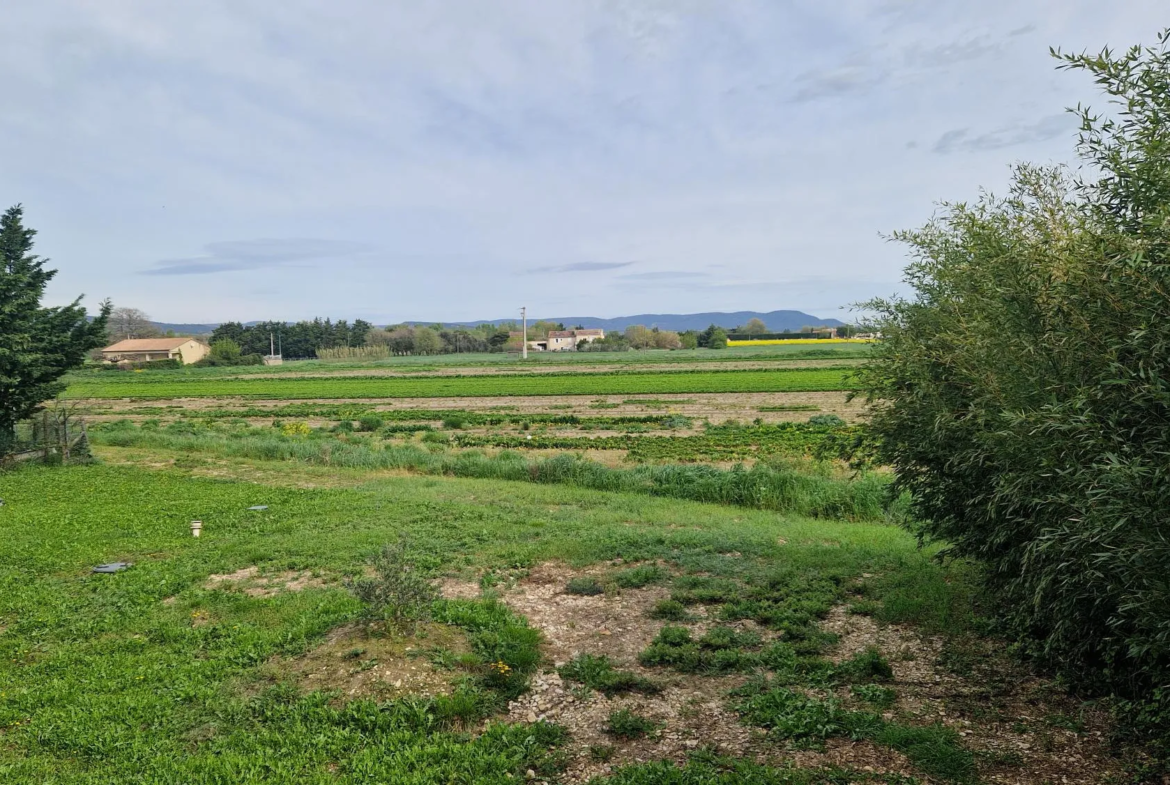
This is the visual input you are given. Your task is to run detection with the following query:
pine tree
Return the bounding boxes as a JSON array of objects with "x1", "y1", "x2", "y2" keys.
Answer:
[{"x1": 0, "y1": 204, "x2": 110, "y2": 453}]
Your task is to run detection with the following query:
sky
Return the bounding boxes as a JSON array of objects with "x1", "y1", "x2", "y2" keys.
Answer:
[{"x1": 2, "y1": 1, "x2": 1165, "y2": 325}]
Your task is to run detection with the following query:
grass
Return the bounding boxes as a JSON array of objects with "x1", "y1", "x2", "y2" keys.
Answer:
[
  {"x1": 64, "y1": 367, "x2": 857, "y2": 400},
  {"x1": 88, "y1": 422, "x2": 905, "y2": 522},
  {"x1": 0, "y1": 459, "x2": 974, "y2": 782}
]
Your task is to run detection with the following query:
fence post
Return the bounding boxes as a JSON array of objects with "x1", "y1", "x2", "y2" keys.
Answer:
[{"x1": 42, "y1": 410, "x2": 50, "y2": 463}]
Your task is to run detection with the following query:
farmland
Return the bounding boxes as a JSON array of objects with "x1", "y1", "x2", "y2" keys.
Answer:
[
  {"x1": 2, "y1": 349, "x2": 1140, "y2": 783},
  {"x1": 63, "y1": 366, "x2": 858, "y2": 401}
]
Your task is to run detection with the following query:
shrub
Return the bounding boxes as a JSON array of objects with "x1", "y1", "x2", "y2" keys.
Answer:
[
  {"x1": 441, "y1": 414, "x2": 469, "y2": 430},
  {"x1": 280, "y1": 421, "x2": 311, "y2": 437},
  {"x1": 347, "y1": 540, "x2": 440, "y2": 632},
  {"x1": 357, "y1": 415, "x2": 383, "y2": 432},
  {"x1": 853, "y1": 31, "x2": 1170, "y2": 715}
]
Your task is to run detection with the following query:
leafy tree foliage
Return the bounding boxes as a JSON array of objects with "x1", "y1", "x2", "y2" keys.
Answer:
[
  {"x1": 0, "y1": 205, "x2": 110, "y2": 452},
  {"x1": 854, "y1": 33, "x2": 1170, "y2": 711},
  {"x1": 741, "y1": 317, "x2": 768, "y2": 335},
  {"x1": 411, "y1": 327, "x2": 441, "y2": 355},
  {"x1": 210, "y1": 318, "x2": 372, "y2": 358},
  {"x1": 209, "y1": 339, "x2": 242, "y2": 363},
  {"x1": 696, "y1": 324, "x2": 729, "y2": 349}
]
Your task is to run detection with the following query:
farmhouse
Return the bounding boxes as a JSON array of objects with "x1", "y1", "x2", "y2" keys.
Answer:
[
  {"x1": 101, "y1": 338, "x2": 209, "y2": 365},
  {"x1": 528, "y1": 328, "x2": 605, "y2": 352}
]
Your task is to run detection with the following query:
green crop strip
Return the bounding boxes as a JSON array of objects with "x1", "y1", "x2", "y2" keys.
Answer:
[{"x1": 65, "y1": 367, "x2": 857, "y2": 400}]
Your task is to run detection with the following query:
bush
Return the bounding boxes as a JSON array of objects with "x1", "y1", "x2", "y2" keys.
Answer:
[
  {"x1": 356, "y1": 415, "x2": 383, "y2": 432},
  {"x1": 347, "y1": 540, "x2": 440, "y2": 631},
  {"x1": 853, "y1": 31, "x2": 1170, "y2": 716}
]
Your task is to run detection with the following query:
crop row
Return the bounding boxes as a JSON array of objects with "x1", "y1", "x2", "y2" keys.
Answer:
[
  {"x1": 448, "y1": 423, "x2": 861, "y2": 462},
  {"x1": 65, "y1": 367, "x2": 857, "y2": 400},
  {"x1": 114, "y1": 404, "x2": 687, "y2": 428}
]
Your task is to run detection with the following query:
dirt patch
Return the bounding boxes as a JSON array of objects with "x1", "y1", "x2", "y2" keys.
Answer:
[
  {"x1": 203, "y1": 566, "x2": 329, "y2": 597},
  {"x1": 438, "y1": 563, "x2": 1131, "y2": 783},
  {"x1": 271, "y1": 622, "x2": 470, "y2": 702},
  {"x1": 458, "y1": 562, "x2": 770, "y2": 783},
  {"x1": 78, "y1": 391, "x2": 865, "y2": 424},
  {"x1": 819, "y1": 606, "x2": 1126, "y2": 784}
]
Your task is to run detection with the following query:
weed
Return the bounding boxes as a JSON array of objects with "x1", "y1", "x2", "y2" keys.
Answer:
[
  {"x1": 606, "y1": 708, "x2": 659, "y2": 740},
  {"x1": 558, "y1": 654, "x2": 660, "y2": 696},
  {"x1": 589, "y1": 744, "x2": 616, "y2": 762},
  {"x1": 638, "y1": 625, "x2": 761, "y2": 674},
  {"x1": 648, "y1": 599, "x2": 692, "y2": 621},
  {"x1": 609, "y1": 563, "x2": 668, "y2": 589},
  {"x1": 852, "y1": 684, "x2": 898, "y2": 709},
  {"x1": 565, "y1": 577, "x2": 604, "y2": 596},
  {"x1": 732, "y1": 682, "x2": 976, "y2": 782}
]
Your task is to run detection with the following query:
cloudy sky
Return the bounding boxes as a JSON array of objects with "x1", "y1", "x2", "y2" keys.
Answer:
[{"x1": 3, "y1": 1, "x2": 1164, "y2": 324}]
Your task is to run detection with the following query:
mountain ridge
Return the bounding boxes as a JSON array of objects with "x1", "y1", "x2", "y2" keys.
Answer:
[{"x1": 148, "y1": 310, "x2": 845, "y2": 335}]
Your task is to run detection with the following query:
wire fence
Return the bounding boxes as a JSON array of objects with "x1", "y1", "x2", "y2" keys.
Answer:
[{"x1": 5, "y1": 407, "x2": 92, "y2": 465}]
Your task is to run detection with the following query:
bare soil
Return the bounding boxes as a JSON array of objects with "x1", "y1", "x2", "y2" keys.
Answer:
[
  {"x1": 441, "y1": 562, "x2": 1130, "y2": 784},
  {"x1": 80, "y1": 391, "x2": 865, "y2": 423},
  {"x1": 270, "y1": 622, "x2": 471, "y2": 702},
  {"x1": 203, "y1": 566, "x2": 329, "y2": 597}
]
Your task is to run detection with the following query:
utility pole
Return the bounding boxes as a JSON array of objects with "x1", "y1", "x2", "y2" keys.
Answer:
[
  {"x1": 521, "y1": 307, "x2": 528, "y2": 360},
  {"x1": 270, "y1": 332, "x2": 275, "y2": 357}
]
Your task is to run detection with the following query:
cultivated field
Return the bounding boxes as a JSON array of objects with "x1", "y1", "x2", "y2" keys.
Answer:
[{"x1": 0, "y1": 347, "x2": 1134, "y2": 783}]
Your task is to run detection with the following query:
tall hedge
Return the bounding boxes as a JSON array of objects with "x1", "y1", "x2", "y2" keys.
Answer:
[{"x1": 855, "y1": 31, "x2": 1170, "y2": 710}]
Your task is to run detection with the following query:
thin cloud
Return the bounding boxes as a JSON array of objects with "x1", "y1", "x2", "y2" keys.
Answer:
[
  {"x1": 933, "y1": 113, "x2": 1076, "y2": 154},
  {"x1": 142, "y1": 239, "x2": 374, "y2": 276},
  {"x1": 528, "y1": 261, "x2": 635, "y2": 273},
  {"x1": 1009, "y1": 24, "x2": 1037, "y2": 36},
  {"x1": 905, "y1": 37, "x2": 999, "y2": 68},
  {"x1": 618, "y1": 271, "x2": 709, "y2": 281},
  {"x1": 791, "y1": 63, "x2": 886, "y2": 102}
]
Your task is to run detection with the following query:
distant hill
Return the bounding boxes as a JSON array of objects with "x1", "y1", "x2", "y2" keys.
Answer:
[
  {"x1": 151, "y1": 322, "x2": 220, "y2": 335},
  {"x1": 150, "y1": 310, "x2": 845, "y2": 335},
  {"x1": 414, "y1": 310, "x2": 845, "y2": 332}
]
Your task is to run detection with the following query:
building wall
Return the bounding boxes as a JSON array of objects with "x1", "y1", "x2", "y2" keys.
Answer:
[{"x1": 176, "y1": 341, "x2": 209, "y2": 364}]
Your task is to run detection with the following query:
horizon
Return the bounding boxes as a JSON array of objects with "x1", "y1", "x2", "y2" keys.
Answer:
[
  {"x1": 138, "y1": 308, "x2": 847, "y2": 335},
  {"x1": 5, "y1": 2, "x2": 1163, "y2": 322}
]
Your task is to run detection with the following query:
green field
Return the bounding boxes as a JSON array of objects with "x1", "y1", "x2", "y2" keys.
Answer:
[
  {"x1": 170, "y1": 344, "x2": 869, "y2": 374},
  {"x1": 65, "y1": 367, "x2": 857, "y2": 400},
  {"x1": 6, "y1": 351, "x2": 1127, "y2": 783},
  {"x1": 0, "y1": 463, "x2": 972, "y2": 784}
]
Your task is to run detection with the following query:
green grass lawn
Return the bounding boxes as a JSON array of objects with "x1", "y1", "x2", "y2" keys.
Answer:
[
  {"x1": 64, "y1": 367, "x2": 857, "y2": 401},
  {"x1": 0, "y1": 462, "x2": 971, "y2": 784}
]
